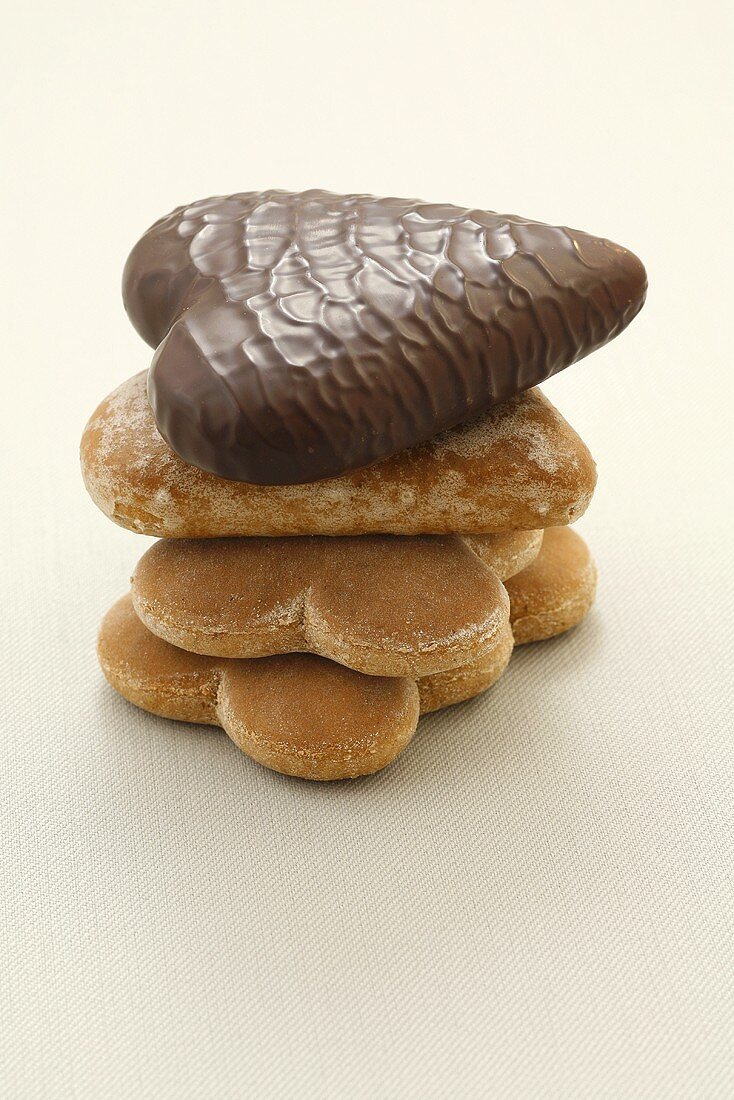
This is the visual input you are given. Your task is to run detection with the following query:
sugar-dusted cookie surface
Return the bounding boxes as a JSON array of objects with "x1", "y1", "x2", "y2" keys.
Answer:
[
  {"x1": 99, "y1": 595, "x2": 513, "y2": 781},
  {"x1": 131, "y1": 531, "x2": 536, "y2": 677},
  {"x1": 506, "y1": 527, "x2": 597, "y2": 644},
  {"x1": 81, "y1": 373, "x2": 596, "y2": 538}
]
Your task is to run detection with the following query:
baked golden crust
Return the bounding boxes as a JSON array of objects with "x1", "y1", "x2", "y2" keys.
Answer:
[{"x1": 81, "y1": 372, "x2": 596, "y2": 538}]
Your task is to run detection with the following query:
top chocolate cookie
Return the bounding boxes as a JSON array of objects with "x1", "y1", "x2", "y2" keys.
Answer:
[{"x1": 124, "y1": 190, "x2": 646, "y2": 484}]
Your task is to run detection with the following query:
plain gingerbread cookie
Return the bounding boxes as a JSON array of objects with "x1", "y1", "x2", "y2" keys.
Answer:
[
  {"x1": 131, "y1": 531, "x2": 539, "y2": 677},
  {"x1": 98, "y1": 595, "x2": 514, "y2": 781},
  {"x1": 81, "y1": 373, "x2": 596, "y2": 538}
]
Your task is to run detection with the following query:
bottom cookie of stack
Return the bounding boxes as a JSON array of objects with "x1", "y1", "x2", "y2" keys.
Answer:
[
  {"x1": 98, "y1": 595, "x2": 514, "y2": 781},
  {"x1": 98, "y1": 525, "x2": 597, "y2": 781}
]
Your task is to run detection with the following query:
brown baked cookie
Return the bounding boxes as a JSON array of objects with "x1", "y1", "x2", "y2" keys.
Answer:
[
  {"x1": 81, "y1": 373, "x2": 596, "y2": 538},
  {"x1": 98, "y1": 595, "x2": 513, "y2": 780},
  {"x1": 130, "y1": 531, "x2": 536, "y2": 677},
  {"x1": 466, "y1": 530, "x2": 543, "y2": 581},
  {"x1": 506, "y1": 527, "x2": 597, "y2": 644}
]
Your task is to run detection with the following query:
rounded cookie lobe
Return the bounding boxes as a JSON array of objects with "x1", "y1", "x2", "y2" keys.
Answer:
[
  {"x1": 219, "y1": 653, "x2": 419, "y2": 781},
  {"x1": 303, "y1": 536, "x2": 509, "y2": 676},
  {"x1": 131, "y1": 536, "x2": 310, "y2": 659},
  {"x1": 97, "y1": 595, "x2": 219, "y2": 725},
  {"x1": 124, "y1": 190, "x2": 646, "y2": 484},
  {"x1": 506, "y1": 527, "x2": 597, "y2": 644}
]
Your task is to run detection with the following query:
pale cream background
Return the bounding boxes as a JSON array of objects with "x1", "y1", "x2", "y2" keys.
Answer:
[{"x1": 2, "y1": 1, "x2": 733, "y2": 1097}]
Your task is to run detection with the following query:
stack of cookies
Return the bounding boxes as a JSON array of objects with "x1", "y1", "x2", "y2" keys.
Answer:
[{"x1": 81, "y1": 191, "x2": 646, "y2": 780}]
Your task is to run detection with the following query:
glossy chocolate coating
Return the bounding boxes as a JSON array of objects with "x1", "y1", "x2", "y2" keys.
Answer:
[{"x1": 123, "y1": 190, "x2": 646, "y2": 484}]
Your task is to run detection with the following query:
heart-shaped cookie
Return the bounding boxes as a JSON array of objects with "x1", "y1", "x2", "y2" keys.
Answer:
[{"x1": 124, "y1": 190, "x2": 646, "y2": 484}]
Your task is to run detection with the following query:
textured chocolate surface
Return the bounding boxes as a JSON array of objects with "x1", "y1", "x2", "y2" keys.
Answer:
[{"x1": 124, "y1": 190, "x2": 646, "y2": 484}]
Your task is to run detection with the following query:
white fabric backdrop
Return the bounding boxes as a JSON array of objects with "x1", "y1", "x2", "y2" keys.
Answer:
[{"x1": 3, "y1": 2, "x2": 733, "y2": 1096}]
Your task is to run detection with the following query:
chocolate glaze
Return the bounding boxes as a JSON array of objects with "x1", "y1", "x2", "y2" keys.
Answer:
[{"x1": 123, "y1": 190, "x2": 646, "y2": 484}]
